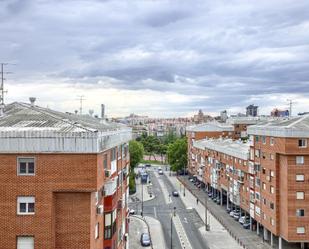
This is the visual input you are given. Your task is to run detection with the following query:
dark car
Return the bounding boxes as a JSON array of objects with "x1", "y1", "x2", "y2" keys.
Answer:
[
  {"x1": 145, "y1": 164, "x2": 151, "y2": 168},
  {"x1": 140, "y1": 233, "x2": 151, "y2": 246},
  {"x1": 243, "y1": 221, "x2": 250, "y2": 229},
  {"x1": 172, "y1": 190, "x2": 179, "y2": 197}
]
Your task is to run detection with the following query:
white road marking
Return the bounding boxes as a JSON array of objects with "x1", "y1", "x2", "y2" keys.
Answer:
[
  {"x1": 154, "y1": 206, "x2": 157, "y2": 218},
  {"x1": 184, "y1": 217, "x2": 188, "y2": 223}
]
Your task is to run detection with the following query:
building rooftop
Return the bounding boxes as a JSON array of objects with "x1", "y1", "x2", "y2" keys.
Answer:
[
  {"x1": 0, "y1": 102, "x2": 131, "y2": 153},
  {"x1": 193, "y1": 138, "x2": 250, "y2": 160},
  {"x1": 186, "y1": 122, "x2": 234, "y2": 132},
  {"x1": 247, "y1": 115, "x2": 309, "y2": 138},
  {"x1": 0, "y1": 102, "x2": 126, "y2": 134}
]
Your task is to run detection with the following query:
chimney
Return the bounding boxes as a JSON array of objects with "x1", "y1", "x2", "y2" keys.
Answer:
[
  {"x1": 101, "y1": 104, "x2": 105, "y2": 119},
  {"x1": 29, "y1": 97, "x2": 36, "y2": 107}
]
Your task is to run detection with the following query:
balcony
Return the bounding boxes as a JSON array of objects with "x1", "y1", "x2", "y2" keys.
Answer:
[{"x1": 104, "y1": 178, "x2": 117, "y2": 196}]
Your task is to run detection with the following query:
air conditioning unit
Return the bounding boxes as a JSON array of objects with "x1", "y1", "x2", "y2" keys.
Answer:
[
  {"x1": 96, "y1": 205, "x2": 103, "y2": 215},
  {"x1": 105, "y1": 170, "x2": 111, "y2": 178}
]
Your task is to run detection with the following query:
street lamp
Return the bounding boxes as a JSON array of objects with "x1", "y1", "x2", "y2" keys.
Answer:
[
  {"x1": 141, "y1": 180, "x2": 144, "y2": 217},
  {"x1": 170, "y1": 207, "x2": 176, "y2": 249}
]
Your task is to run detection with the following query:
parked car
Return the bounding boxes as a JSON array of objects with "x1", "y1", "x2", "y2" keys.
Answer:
[
  {"x1": 226, "y1": 207, "x2": 232, "y2": 213},
  {"x1": 145, "y1": 164, "x2": 151, "y2": 168},
  {"x1": 189, "y1": 178, "x2": 194, "y2": 182},
  {"x1": 243, "y1": 221, "x2": 250, "y2": 229},
  {"x1": 208, "y1": 192, "x2": 213, "y2": 198},
  {"x1": 140, "y1": 233, "x2": 151, "y2": 246},
  {"x1": 233, "y1": 211, "x2": 241, "y2": 220},
  {"x1": 239, "y1": 216, "x2": 250, "y2": 224},
  {"x1": 128, "y1": 209, "x2": 135, "y2": 215},
  {"x1": 172, "y1": 190, "x2": 179, "y2": 197},
  {"x1": 215, "y1": 196, "x2": 221, "y2": 204},
  {"x1": 158, "y1": 169, "x2": 163, "y2": 175},
  {"x1": 229, "y1": 210, "x2": 235, "y2": 217}
]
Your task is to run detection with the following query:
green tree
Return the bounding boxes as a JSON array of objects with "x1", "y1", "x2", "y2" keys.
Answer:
[
  {"x1": 128, "y1": 141, "x2": 144, "y2": 194},
  {"x1": 167, "y1": 138, "x2": 188, "y2": 172},
  {"x1": 129, "y1": 140, "x2": 144, "y2": 168}
]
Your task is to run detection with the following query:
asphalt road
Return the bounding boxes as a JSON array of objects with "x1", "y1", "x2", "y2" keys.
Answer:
[{"x1": 130, "y1": 167, "x2": 208, "y2": 249}]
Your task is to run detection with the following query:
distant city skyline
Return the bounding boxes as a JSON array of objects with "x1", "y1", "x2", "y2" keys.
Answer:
[{"x1": 1, "y1": 0, "x2": 309, "y2": 117}]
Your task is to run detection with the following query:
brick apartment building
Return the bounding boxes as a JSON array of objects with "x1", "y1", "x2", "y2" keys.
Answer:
[
  {"x1": 187, "y1": 116, "x2": 309, "y2": 249},
  {"x1": 0, "y1": 101, "x2": 132, "y2": 249}
]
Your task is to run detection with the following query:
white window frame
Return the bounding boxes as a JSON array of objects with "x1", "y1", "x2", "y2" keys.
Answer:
[
  {"x1": 296, "y1": 192, "x2": 305, "y2": 200},
  {"x1": 296, "y1": 156, "x2": 304, "y2": 165},
  {"x1": 298, "y1": 139, "x2": 307, "y2": 148},
  {"x1": 17, "y1": 236, "x2": 34, "y2": 249},
  {"x1": 270, "y1": 137, "x2": 274, "y2": 146},
  {"x1": 17, "y1": 157, "x2": 35, "y2": 176},
  {"x1": 95, "y1": 223, "x2": 99, "y2": 239},
  {"x1": 297, "y1": 227, "x2": 305, "y2": 234},
  {"x1": 296, "y1": 174, "x2": 305, "y2": 182},
  {"x1": 17, "y1": 196, "x2": 35, "y2": 215},
  {"x1": 270, "y1": 186, "x2": 275, "y2": 194},
  {"x1": 296, "y1": 209, "x2": 305, "y2": 217}
]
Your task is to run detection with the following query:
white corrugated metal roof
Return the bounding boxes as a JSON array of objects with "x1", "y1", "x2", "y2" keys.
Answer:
[
  {"x1": 193, "y1": 138, "x2": 250, "y2": 160},
  {"x1": 186, "y1": 122, "x2": 234, "y2": 132},
  {"x1": 247, "y1": 115, "x2": 309, "y2": 138}
]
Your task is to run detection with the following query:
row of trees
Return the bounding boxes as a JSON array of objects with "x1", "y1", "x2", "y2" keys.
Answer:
[{"x1": 128, "y1": 136, "x2": 187, "y2": 192}]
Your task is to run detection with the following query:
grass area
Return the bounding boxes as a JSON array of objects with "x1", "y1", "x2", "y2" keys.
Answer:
[{"x1": 141, "y1": 159, "x2": 165, "y2": 165}]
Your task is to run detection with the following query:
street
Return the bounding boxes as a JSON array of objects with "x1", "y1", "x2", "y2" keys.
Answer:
[{"x1": 129, "y1": 166, "x2": 208, "y2": 249}]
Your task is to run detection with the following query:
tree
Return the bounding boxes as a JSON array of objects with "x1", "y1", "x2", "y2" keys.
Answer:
[
  {"x1": 129, "y1": 140, "x2": 144, "y2": 169},
  {"x1": 167, "y1": 138, "x2": 187, "y2": 172},
  {"x1": 140, "y1": 135, "x2": 161, "y2": 160},
  {"x1": 128, "y1": 141, "x2": 144, "y2": 194}
]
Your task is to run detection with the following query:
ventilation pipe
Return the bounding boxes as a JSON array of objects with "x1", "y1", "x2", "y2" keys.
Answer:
[{"x1": 29, "y1": 97, "x2": 36, "y2": 107}]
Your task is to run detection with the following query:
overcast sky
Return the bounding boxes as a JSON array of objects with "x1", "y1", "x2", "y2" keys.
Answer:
[{"x1": 1, "y1": 0, "x2": 309, "y2": 117}]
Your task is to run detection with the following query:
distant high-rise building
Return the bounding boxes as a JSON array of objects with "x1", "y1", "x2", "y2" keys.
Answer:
[
  {"x1": 101, "y1": 104, "x2": 105, "y2": 118},
  {"x1": 246, "y1": 104, "x2": 258, "y2": 117},
  {"x1": 220, "y1": 110, "x2": 228, "y2": 122}
]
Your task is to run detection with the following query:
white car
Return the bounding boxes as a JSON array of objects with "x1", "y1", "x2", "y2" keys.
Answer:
[
  {"x1": 229, "y1": 210, "x2": 235, "y2": 217},
  {"x1": 128, "y1": 209, "x2": 135, "y2": 215}
]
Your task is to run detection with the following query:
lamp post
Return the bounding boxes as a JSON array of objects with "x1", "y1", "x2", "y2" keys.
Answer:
[
  {"x1": 170, "y1": 207, "x2": 176, "y2": 249},
  {"x1": 141, "y1": 180, "x2": 144, "y2": 217}
]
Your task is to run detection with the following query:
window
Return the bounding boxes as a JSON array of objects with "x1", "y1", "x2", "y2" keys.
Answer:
[
  {"x1": 263, "y1": 198, "x2": 267, "y2": 205},
  {"x1": 95, "y1": 223, "x2": 99, "y2": 239},
  {"x1": 17, "y1": 236, "x2": 34, "y2": 249},
  {"x1": 271, "y1": 218, "x2": 275, "y2": 226},
  {"x1": 270, "y1": 202, "x2": 274, "y2": 210},
  {"x1": 263, "y1": 183, "x2": 266, "y2": 190},
  {"x1": 103, "y1": 154, "x2": 108, "y2": 169},
  {"x1": 255, "y1": 177, "x2": 261, "y2": 187},
  {"x1": 104, "y1": 213, "x2": 112, "y2": 239},
  {"x1": 262, "y1": 136, "x2": 266, "y2": 144},
  {"x1": 270, "y1": 170, "x2": 275, "y2": 177},
  {"x1": 255, "y1": 149, "x2": 260, "y2": 158},
  {"x1": 17, "y1": 158, "x2": 35, "y2": 175},
  {"x1": 299, "y1": 139, "x2": 307, "y2": 148},
  {"x1": 262, "y1": 168, "x2": 266, "y2": 174},
  {"x1": 17, "y1": 197, "x2": 35, "y2": 215},
  {"x1": 270, "y1": 137, "x2": 275, "y2": 146},
  {"x1": 296, "y1": 156, "x2": 304, "y2": 165},
  {"x1": 111, "y1": 148, "x2": 116, "y2": 161},
  {"x1": 296, "y1": 209, "x2": 305, "y2": 217},
  {"x1": 297, "y1": 227, "x2": 305, "y2": 234},
  {"x1": 263, "y1": 213, "x2": 267, "y2": 220},
  {"x1": 297, "y1": 192, "x2": 305, "y2": 200},
  {"x1": 296, "y1": 174, "x2": 305, "y2": 182},
  {"x1": 255, "y1": 192, "x2": 260, "y2": 200},
  {"x1": 270, "y1": 186, "x2": 275, "y2": 194},
  {"x1": 270, "y1": 154, "x2": 274, "y2": 160},
  {"x1": 255, "y1": 136, "x2": 259, "y2": 142}
]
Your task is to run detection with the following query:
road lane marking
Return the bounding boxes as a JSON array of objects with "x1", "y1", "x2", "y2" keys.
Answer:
[{"x1": 154, "y1": 206, "x2": 157, "y2": 218}]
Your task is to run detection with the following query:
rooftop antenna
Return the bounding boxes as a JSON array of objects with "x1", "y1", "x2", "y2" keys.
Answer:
[
  {"x1": 0, "y1": 62, "x2": 13, "y2": 106},
  {"x1": 287, "y1": 99, "x2": 294, "y2": 117},
  {"x1": 77, "y1": 95, "x2": 85, "y2": 115}
]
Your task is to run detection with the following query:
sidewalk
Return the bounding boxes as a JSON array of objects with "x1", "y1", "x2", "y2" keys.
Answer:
[
  {"x1": 178, "y1": 176, "x2": 284, "y2": 249},
  {"x1": 165, "y1": 173, "x2": 241, "y2": 249},
  {"x1": 145, "y1": 216, "x2": 167, "y2": 249},
  {"x1": 129, "y1": 177, "x2": 155, "y2": 204}
]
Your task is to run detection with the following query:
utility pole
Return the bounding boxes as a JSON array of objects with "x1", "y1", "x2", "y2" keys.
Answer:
[{"x1": 77, "y1": 95, "x2": 85, "y2": 115}]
